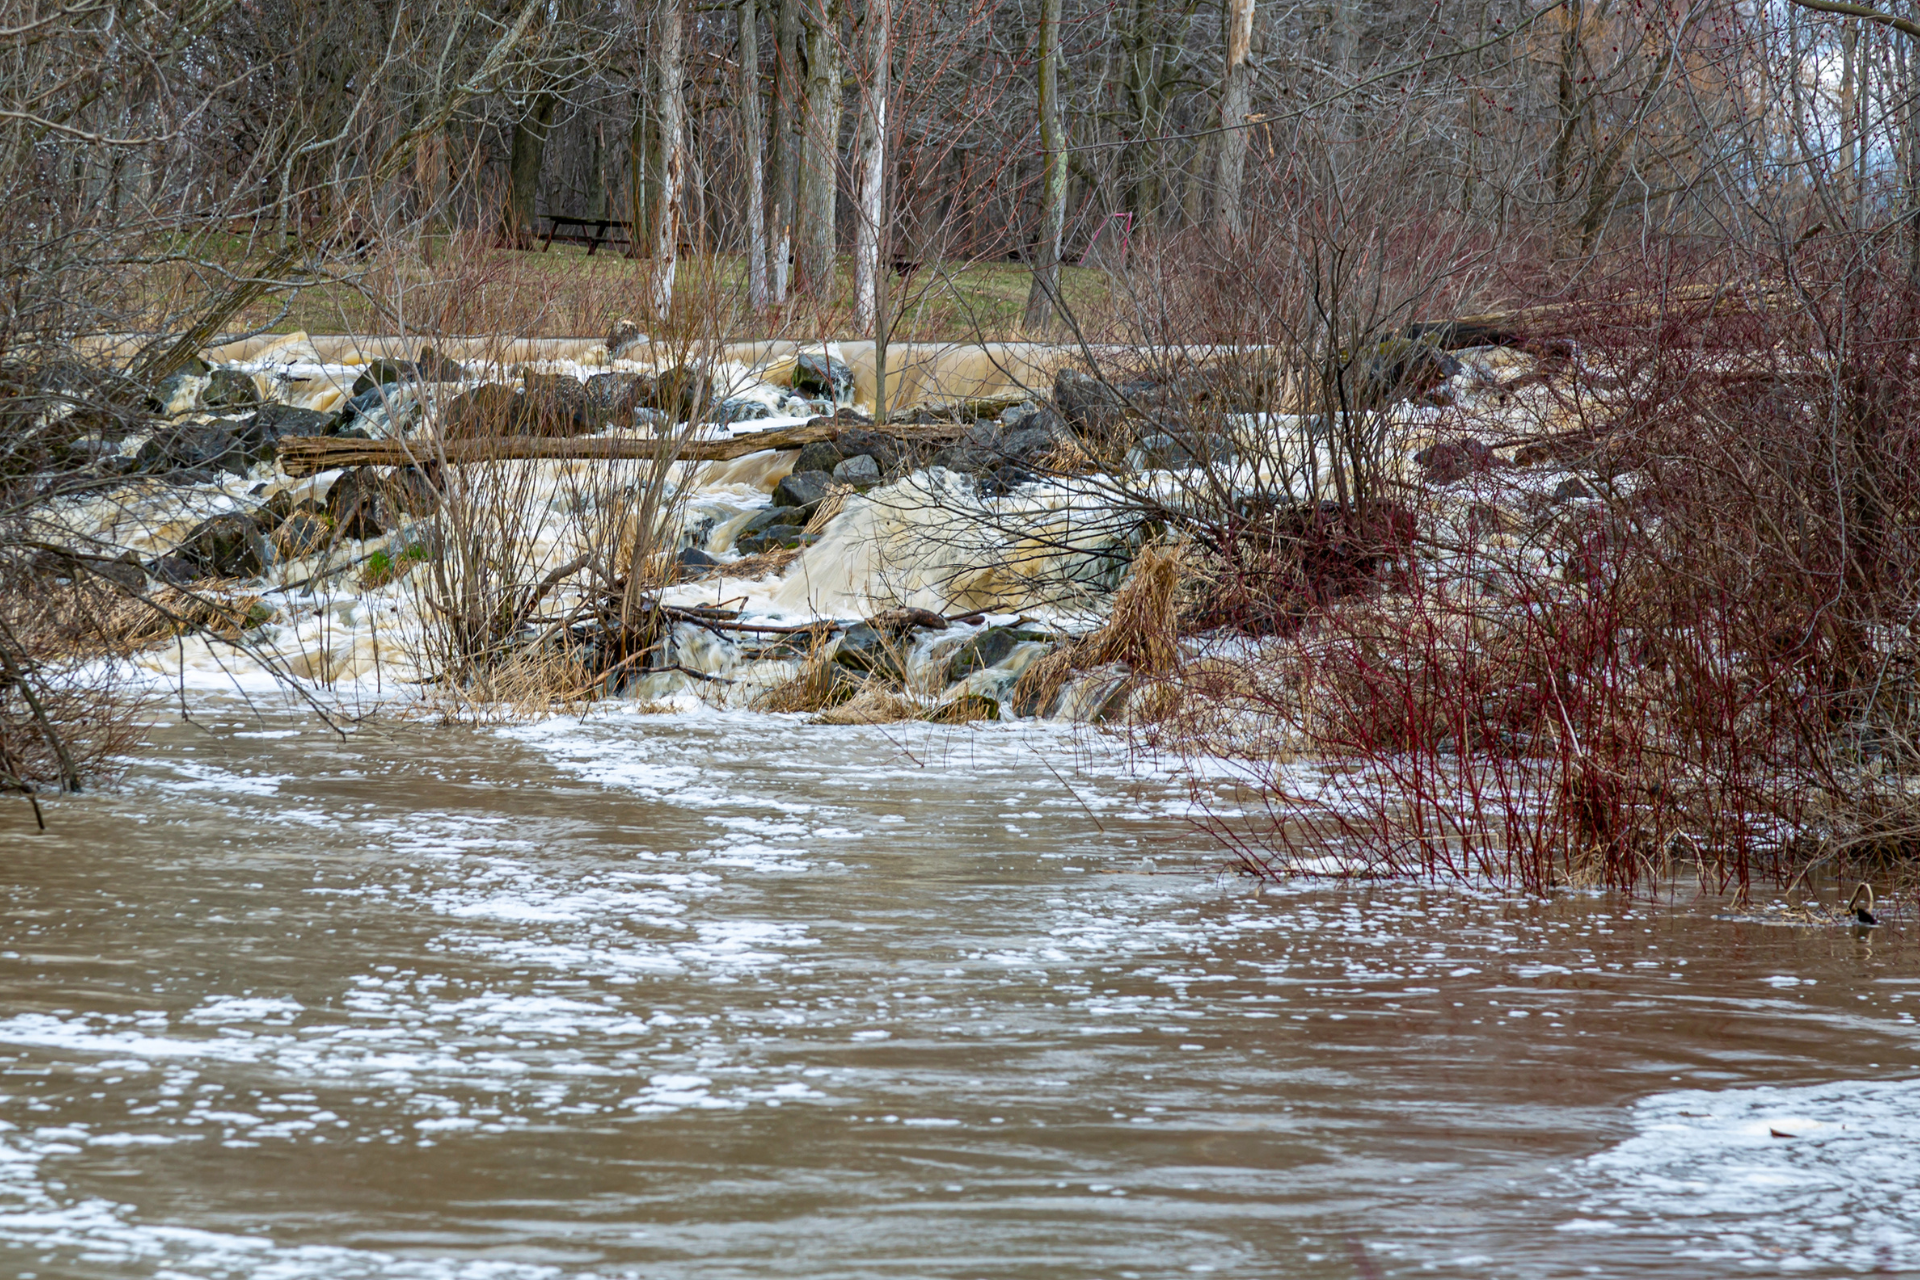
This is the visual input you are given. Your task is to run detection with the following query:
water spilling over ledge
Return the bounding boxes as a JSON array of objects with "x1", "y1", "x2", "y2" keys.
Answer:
[{"x1": 28, "y1": 330, "x2": 1456, "y2": 723}]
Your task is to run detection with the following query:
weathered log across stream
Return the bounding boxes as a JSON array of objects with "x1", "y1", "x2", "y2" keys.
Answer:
[{"x1": 276, "y1": 420, "x2": 969, "y2": 478}]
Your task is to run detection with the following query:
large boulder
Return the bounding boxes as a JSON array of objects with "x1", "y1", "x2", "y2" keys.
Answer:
[
  {"x1": 440, "y1": 383, "x2": 518, "y2": 437},
  {"x1": 831, "y1": 453, "x2": 881, "y2": 488},
  {"x1": 326, "y1": 466, "x2": 438, "y2": 540},
  {"x1": 350, "y1": 358, "x2": 412, "y2": 397},
  {"x1": 718, "y1": 396, "x2": 777, "y2": 425},
  {"x1": 332, "y1": 383, "x2": 423, "y2": 437},
  {"x1": 791, "y1": 351, "x2": 854, "y2": 402},
  {"x1": 793, "y1": 440, "x2": 843, "y2": 473},
  {"x1": 442, "y1": 378, "x2": 592, "y2": 437},
  {"x1": 771, "y1": 468, "x2": 834, "y2": 510},
  {"x1": 271, "y1": 511, "x2": 332, "y2": 559},
  {"x1": 414, "y1": 345, "x2": 468, "y2": 382},
  {"x1": 967, "y1": 401, "x2": 1072, "y2": 467},
  {"x1": 177, "y1": 512, "x2": 273, "y2": 579},
  {"x1": 834, "y1": 427, "x2": 904, "y2": 473},
  {"x1": 202, "y1": 368, "x2": 260, "y2": 410},
  {"x1": 584, "y1": 371, "x2": 650, "y2": 427},
  {"x1": 137, "y1": 422, "x2": 249, "y2": 478},
  {"x1": 834, "y1": 607, "x2": 949, "y2": 681},
  {"x1": 1053, "y1": 368, "x2": 1147, "y2": 441},
  {"x1": 519, "y1": 373, "x2": 595, "y2": 435},
  {"x1": 238, "y1": 405, "x2": 334, "y2": 460},
  {"x1": 647, "y1": 365, "x2": 711, "y2": 421}
]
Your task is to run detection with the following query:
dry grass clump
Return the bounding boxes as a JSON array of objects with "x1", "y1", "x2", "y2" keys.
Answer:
[
  {"x1": 1009, "y1": 543, "x2": 1187, "y2": 719},
  {"x1": 719, "y1": 545, "x2": 806, "y2": 581},
  {"x1": 94, "y1": 585, "x2": 274, "y2": 648},
  {"x1": 1079, "y1": 543, "x2": 1185, "y2": 674},
  {"x1": 751, "y1": 642, "x2": 855, "y2": 713},
  {"x1": 412, "y1": 648, "x2": 604, "y2": 723},
  {"x1": 811, "y1": 685, "x2": 922, "y2": 725},
  {"x1": 803, "y1": 486, "x2": 853, "y2": 534},
  {"x1": 1010, "y1": 647, "x2": 1079, "y2": 718}
]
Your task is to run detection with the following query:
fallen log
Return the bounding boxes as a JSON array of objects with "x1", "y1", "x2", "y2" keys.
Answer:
[{"x1": 275, "y1": 420, "x2": 968, "y2": 478}]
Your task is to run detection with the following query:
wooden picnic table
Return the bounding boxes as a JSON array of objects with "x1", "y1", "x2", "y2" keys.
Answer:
[{"x1": 541, "y1": 215, "x2": 634, "y2": 256}]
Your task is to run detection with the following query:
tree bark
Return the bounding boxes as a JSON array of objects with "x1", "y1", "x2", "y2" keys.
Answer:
[
  {"x1": 1023, "y1": 0, "x2": 1066, "y2": 331},
  {"x1": 741, "y1": 0, "x2": 770, "y2": 310},
  {"x1": 770, "y1": 0, "x2": 802, "y2": 302},
  {"x1": 650, "y1": 0, "x2": 685, "y2": 321},
  {"x1": 1212, "y1": 0, "x2": 1256, "y2": 238},
  {"x1": 505, "y1": 91, "x2": 557, "y2": 246},
  {"x1": 797, "y1": 0, "x2": 843, "y2": 295},
  {"x1": 852, "y1": 0, "x2": 889, "y2": 336}
]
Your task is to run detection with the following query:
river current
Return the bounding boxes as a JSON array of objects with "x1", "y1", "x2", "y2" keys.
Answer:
[{"x1": 2, "y1": 708, "x2": 1916, "y2": 1278}]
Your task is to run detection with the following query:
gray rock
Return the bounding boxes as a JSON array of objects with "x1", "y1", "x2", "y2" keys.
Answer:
[
  {"x1": 442, "y1": 378, "x2": 588, "y2": 437},
  {"x1": 137, "y1": 422, "x2": 248, "y2": 477},
  {"x1": 202, "y1": 368, "x2": 260, "y2": 409},
  {"x1": 148, "y1": 554, "x2": 200, "y2": 585},
  {"x1": 240, "y1": 405, "x2": 333, "y2": 460},
  {"x1": 325, "y1": 466, "x2": 438, "y2": 541},
  {"x1": 772, "y1": 468, "x2": 834, "y2": 509},
  {"x1": 1053, "y1": 368, "x2": 1148, "y2": 440},
  {"x1": 929, "y1": 445, "x2": 995, "y2": 477},
  {"x1": 677, "y1": 546, "x2": 720, "y2": 570},
  {"x1": 334, "y1": 383, "x2": 424, "y2": 437},
  {"x1": 646, "y1": 365, "x2": 711, "y2": 421},
  {"x1": 831, "y1": 453, "x2": 881, "y2": 486},
  {"x1": 834, "y1": 427, "x2": 904, "y2": 473},
  {"x1": 147, "y1": 371, "x2": 206, "y2": 417},
  {"x1": 833, "y1": 622, "x2": 899, "y2": 676},
  {"x1": 735, "y1": 524, "x2": 813, "y2": 555},
  {"x1": 327, "y1": 468, "x2": 388, "y2": 540},
  {"x1": 413, "y1": 345, "x2": 467, "y2": 382},
  {"x1": 584, "y1": 371, "x2": 649, "y2": 426},
  {"x1": 350, "y1": 359, "x2": 413, "y2": 397},
  {"x1": 734, "y1": 508, "x2": 785, "y2": 537},
  {"x1": 719, "y1": 397, "x2": 775, "y2": 424},
  {"x1": 793, "y1": 440, "x2": 843, "y2": 473},
  {"x1": 945, "y1": 625, "x2": 1054, "y2": 684},
  {"x1": 178, "y1": 512, "x2": 273, "y2": 579},
  {"x1": 792, "y1": 352, "x2": 855, "y2": 402},
  {"x1": 271, "y1": 512, "x2": 332, "y2": 559}
]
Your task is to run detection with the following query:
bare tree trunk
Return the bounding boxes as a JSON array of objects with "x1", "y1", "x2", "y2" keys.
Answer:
[
  {"x1": 770, "y1": 0, "x2": 801, "y2": 302},
  {"x1": 650, "y1": 0, "x2": 685, "y2": 321},
  {"x1": 1122, "y1": 0, "x2": 1161, "y2": 232},
  {"x1": 1212, "y1": 0, "x2": 1256, "y2": 238},
  {"x1": 741, "y1": 0, "x2": 770, "y2": 310},
  {"x1": 584, "y1": 118, "x2": 607, "y2": 221},
  {"x1": 797, "y1": 0, "x2": 842, "y2": 295},
  {"x1": 852, "y1": 0, "x2": 889, "y2": 335},
  {"x1": 1023, "y1": 0, "x2": 1065, "y2": 331},
  {"x1": 505, "y1": 91, "x2": 557, "y2": 246}
]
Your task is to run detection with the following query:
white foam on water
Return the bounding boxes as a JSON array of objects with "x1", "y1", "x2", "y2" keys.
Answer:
[
  {"x1": 1564, "y1": 1076, "x2": 1920, "y2": 1271},
  {"x1": 0, "y1": 1124, "x2": 568, "y2": 1279}
]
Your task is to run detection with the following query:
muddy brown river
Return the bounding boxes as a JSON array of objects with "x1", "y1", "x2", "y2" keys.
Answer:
[{"x1": 1, "y1": 708, "x2": 1915, "y2": 1278}]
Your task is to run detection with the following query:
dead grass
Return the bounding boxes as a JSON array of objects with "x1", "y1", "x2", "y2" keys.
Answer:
[{"x1": 810, "y1": 685, "x2": 922, "y2": 724}]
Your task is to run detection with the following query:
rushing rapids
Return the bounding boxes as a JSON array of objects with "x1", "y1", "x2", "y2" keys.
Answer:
[{"x1": 32, "y1": 329, "x2": 1557, "y2": 718}]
